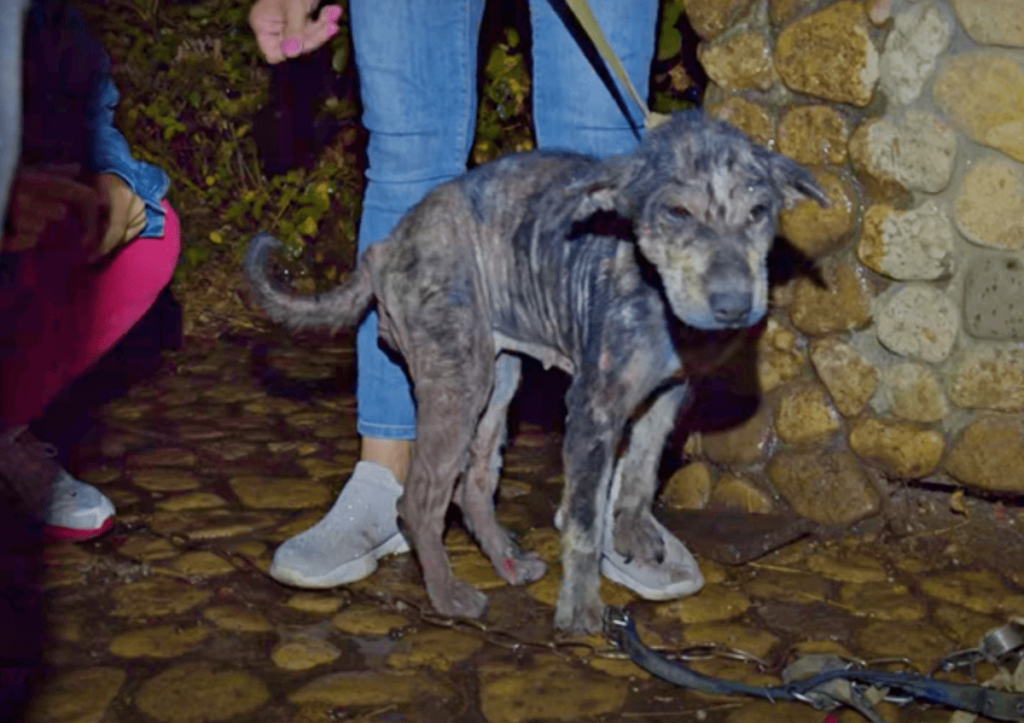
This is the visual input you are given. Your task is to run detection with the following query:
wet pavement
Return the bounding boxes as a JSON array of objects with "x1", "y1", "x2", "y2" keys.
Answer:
[{"x1": 13, "y1": 333, "x2": 1024, "y2": 723}]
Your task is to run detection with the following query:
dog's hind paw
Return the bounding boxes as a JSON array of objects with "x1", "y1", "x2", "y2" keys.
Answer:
[
  {"x1": 428, "y1": 577, "x2": 489, "y2": 620},
  {"x1": 495, "y1": 550, "x2": 547, "y2": 586},
  {"x1": 614, "y1": 510, "x2": 666, "y2": 565}
]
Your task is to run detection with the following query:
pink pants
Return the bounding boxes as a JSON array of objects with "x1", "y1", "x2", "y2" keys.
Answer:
[{"x1": 0, "y1": 201, "x2": 180, "y2": 426}]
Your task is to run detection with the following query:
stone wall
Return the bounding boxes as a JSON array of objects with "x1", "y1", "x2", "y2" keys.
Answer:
[{"x1": 665, "y1": 0, "x2": 1024, "y2": 526}]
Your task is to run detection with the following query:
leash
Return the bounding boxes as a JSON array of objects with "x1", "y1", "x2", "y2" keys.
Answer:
[
  {"x1": 604, "y1": 607, "x2": 1024, "y2": 722},
  {"x1": 562, "y1": 0, "x2": 670, "y2": 130}
]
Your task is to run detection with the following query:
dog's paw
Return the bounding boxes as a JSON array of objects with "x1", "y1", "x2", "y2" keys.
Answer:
[
  {"x1": 554, "y1": 597, "x2": 604, "y2": 635},
  {"x1": 614, "y1": 510, "x2": 665, "y2": 565},
  {"x1": 428, "y1": 577, "x2": 489, "y2": 620},
  {"x1": 495, "y1": 549, "x2": 547, "y2": 586}
]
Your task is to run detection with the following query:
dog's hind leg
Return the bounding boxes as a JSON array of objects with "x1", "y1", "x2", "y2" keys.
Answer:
[
  {"x1": 456, "y1": 353, "x2": 547, "y2": 586},
  {"x1": 397, "y1": 335, "x2": 494, "y2": 621},
  {"x1": 610, "y1": 383, "x2": 689, "y2": 565}
]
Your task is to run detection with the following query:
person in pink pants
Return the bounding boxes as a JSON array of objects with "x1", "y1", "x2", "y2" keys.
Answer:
[{"x1": 0, "y1": 0, "x2": 180, "y2": 540}]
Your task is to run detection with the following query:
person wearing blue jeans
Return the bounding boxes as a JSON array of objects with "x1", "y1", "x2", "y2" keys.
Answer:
[{"x1": 248, "y1": 0, "x2": 704, "y2": 600}]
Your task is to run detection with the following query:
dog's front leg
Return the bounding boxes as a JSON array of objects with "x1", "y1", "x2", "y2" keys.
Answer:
[
  {"x1": 610, "y1": 383, "x2": 689, "y2": 564},
  {"x1": 555, "y1": 382, "x2": 623, "y2": 634}
]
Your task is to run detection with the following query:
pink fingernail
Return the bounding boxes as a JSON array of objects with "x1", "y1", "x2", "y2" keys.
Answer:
[
  {"x1": 323, "y1": 5, "x2": 341, "y2": 22},
  {"x1": 325, "y1": 22, "x2": 339, "y2": 36},
  {"x1": 281, "y1": 38, "x2": 301, "y2": 57}
]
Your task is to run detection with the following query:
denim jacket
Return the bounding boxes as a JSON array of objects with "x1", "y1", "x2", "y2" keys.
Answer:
[{"x1": 21, "y1": 0, "x2": 170, "y2": 238}]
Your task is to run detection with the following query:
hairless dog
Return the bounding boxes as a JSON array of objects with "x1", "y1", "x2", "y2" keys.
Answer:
[{"x1": 245, "y1": 110, "x2": 827, "y2": 633}]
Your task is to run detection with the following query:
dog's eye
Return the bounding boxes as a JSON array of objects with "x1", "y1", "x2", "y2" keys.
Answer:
[
  {"x1": 668, "y1": 206, "x2": 691, "y2": 221},
  {"x1": 748, "y1": 204, "x2": 770, "y2": 223}
]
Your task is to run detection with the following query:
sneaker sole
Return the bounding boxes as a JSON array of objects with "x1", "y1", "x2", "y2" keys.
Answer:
[
  {"x1": 600, "y1": 555, "x2": 704, "y2": 601},
  {"x1": 42, "y1": 516, "x2": 114, "y2": 542},
  {"x1": 270, "y1": 532, "x2": 411, "y2": 589}
]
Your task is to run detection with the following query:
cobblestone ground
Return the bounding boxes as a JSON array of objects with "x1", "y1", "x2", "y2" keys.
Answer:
[{"x1": 14, "y1": 334, "x2": 1024, "y2": 723}]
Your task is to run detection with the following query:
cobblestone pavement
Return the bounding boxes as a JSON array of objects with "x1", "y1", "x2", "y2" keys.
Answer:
[{"x1": 12, "y1": 334, "x2": 1024, "y2": 723}]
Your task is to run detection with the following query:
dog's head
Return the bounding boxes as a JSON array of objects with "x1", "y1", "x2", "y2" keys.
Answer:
[{"x1": 572, "y1": 111, "x2": 828, "y2": 330}]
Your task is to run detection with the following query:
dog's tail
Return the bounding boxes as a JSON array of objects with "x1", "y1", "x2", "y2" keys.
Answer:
[{"x1": 244, "y1": 232, "x2": 374, "y2": 333}]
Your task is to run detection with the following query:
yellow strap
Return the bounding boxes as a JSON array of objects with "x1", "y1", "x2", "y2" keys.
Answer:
[{"x1": 563, "y1": 0, "x2": 671, "y2": 130}]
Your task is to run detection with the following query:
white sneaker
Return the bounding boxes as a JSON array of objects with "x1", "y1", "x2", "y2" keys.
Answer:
[
  {"x1": 269, "y1": 461, "x2": 410, "y2": 588},
  {"x1": 43, "y1": 471, "x2": 116, "y2": 541}
]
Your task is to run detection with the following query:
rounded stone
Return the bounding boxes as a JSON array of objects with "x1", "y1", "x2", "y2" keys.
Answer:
[
  {"x1": 952, "y1": 0, "x2": 1024, "y2": 47},
  {"x1": 919, "y1": 570, "x2": 1024, "y2": 617},
  {"x1": 774, "y1": 1, "x2": 879, "y2": 107},
  {"x1": 857, "y1": 203, "x2": 955, "y2": 281},
  {"x1": 881, "y1": 363, "x2": 948, "y2": 423},
  {"x1": 156, "y1": 492, "x2": 228, "y2": 512},
  {"x1": 127, "y1": 448, "x2": 197, "y2": 467},
  {"x1": 806, "y1": 549, "x2": 888, "y2": 583},
  {"x1": 701, "y1": 405, "x2": 774, "y2": 466},
  {"x1": 22, "y1": 667, "x2": 126, "y2": 723},
  {"x1": 130, "y1": 469, "x2": 202, "y2": 492},
  {"x1": 112, "y1": 577, "x2": 211, "y2": 619},
  {"x1": 684, "y1": 0, "x2": 756, "y2": 39},
  {"x1": 848, "y1": 418, "x2": 945, "y2": 478},
  {"x1": 745, "y1": 569, "x2": 830, "y2": 604},
  {"x1": 949, "y1": 348, "x2": 1024, "y2": 411},
  {"x1": 945, "y1": 416, "x2": 1024, "y2": 493},
  {"x1": 711, "y1": 476, "x2": 774, "y2": 514},
  {"x1": 774, "y1": 385, "x2": 841, "y2": 445},
  {"x1": 661, "y1": 462, "x2": 713, "y2": 510},
  {"x1": 110, "y1": 625, "x2": 210, "y2": 658},
  {"x1": 656, "y1": 585, "x2": 752, "y2": 624},
  {"x1": 271, "y1": 636, "x2": 341, "y2": 671},
  {"x1": 682, "y1": 623, "x2": 780, "y2": 659},
  {"x1": 964, "y1": 254, "x2": 1024, "y2": 340},
  {"x1": 134, "y1": 663, "x2": 270, "y2": 723},
  {"x1": 777, "y1": 105, "x2": 849, "y2": 167},
  {"x1": 875, "y1": 285, "x2": 959, "y2": 363},
  {"x1": 779, "y1": 169, "x2": 857, "y2": 257},
  {"x1": 331, "y1": 604, "x2": 408, "y2": 636},
  {"x1": 809, "y1": 339, "x2": 879, "y2": 417},
  {"x1": 878, "y1": 2, "x2": 953, "y2": 106},
  {"x1": 228, "y1": 475, "x2": 331, "y2": 509},
  {"x1": 767, "y1": 450, "x2": 880, "y2": 526},
  {"x1": 117, "y1": 535, "x2": 180, "y2": 562},
  {"x1": 699, "y1": 31, "x2": 778, "y2": 92},
  {"x1": 289, "y1": 670, "x2": 449, "y2": 708},
  {"x1": 934, "y1": 53, "x2": 1024, "y2": 162},
  {"x1": 849, "y1": 112, "x2": 958, "y2": 198},
  {"x1": 954, "y1": 157, "x2": 1024, "y2": 250},
  {"x1": 789, "y1": 259, "x2": 873, "y2": 336},
  {"x1": 386, "y1": 628, "x2": 484, "y2": 671},
  {"x1": 285, "y1": 593, "x2": 344, "y2": 614},
  {"x1": 840, "y1": 581, "x2": 926, "y2": 622},
  {"x1": 757, "y1": 318, "x2": 807, "y2": 392},
  {"x1": 449, "y1": 550, "x2": 507, "y2": 590},
  {"x1": 202, "y1": 605, "x2": 272, "y2": 633},
  {"x1": 854, "y1": 621, "x2": 952, "y2": 671},
  {"x1": 478, "y1": 656, "x2": 628, "y2": 723},
  {"x1": 705, "y1": 96, "x2": 776, "y2": 149},
  {"x1": 168, "y1": 551, "x2": 237, "y2": 577}
]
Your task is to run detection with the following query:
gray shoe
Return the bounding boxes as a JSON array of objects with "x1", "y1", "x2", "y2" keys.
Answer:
[{"x1": 269, "y1": 461, "x2": 411, "y2": 588}]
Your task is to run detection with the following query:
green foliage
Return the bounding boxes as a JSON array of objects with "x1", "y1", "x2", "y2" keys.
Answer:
[
  {"x1": 473, "y1": 27, "x2": 533, "y2": 166},
  {"x1": 81, "y1": 0, "x2": 362, "y2": 285},
  {"x1": 78, "y1": 0, "x2": 697, "y2": 290}
]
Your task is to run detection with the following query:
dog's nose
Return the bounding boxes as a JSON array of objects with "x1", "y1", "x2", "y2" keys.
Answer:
[{"x1": 709, "y1": 290, "x2": 752, "y2": 324}]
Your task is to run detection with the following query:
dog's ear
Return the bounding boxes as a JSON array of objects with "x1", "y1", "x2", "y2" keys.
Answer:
[
  {"x1": 770, "y1": 154, "x2": 830, "y2": 209},
  {"x1": 566, "y1": 156, "x2": 640, "y2": 222}
]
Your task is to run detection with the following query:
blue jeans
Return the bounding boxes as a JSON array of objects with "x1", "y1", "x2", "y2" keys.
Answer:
[{"x1": 349, "y1": 0, "x2": 658, "y2": 440}]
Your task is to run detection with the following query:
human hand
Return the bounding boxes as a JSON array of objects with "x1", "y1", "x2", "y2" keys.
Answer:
[
  {"x1": 89, "y1": 173, "x2": 147, "y2": 263},
  {"x1": 1, "y1": 165, "x2": 101, "y2": 253},
  {"x1": 249, "y1": 0, "x2": 342, "y2": 64}
]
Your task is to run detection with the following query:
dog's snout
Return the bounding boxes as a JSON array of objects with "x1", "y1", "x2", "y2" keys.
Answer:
[{"x1": 709, "y1": 290, "x2": 752, "y2": 324}]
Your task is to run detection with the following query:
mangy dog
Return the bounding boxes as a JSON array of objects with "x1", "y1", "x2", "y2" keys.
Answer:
[{"x1": 245, "y1": 111, "x2": 827, "y2": 633}]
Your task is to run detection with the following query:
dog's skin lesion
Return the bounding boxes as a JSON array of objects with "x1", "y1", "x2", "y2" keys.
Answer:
[{"x1": 245, "y1": 110, "x2": 827, "y2": 634}]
